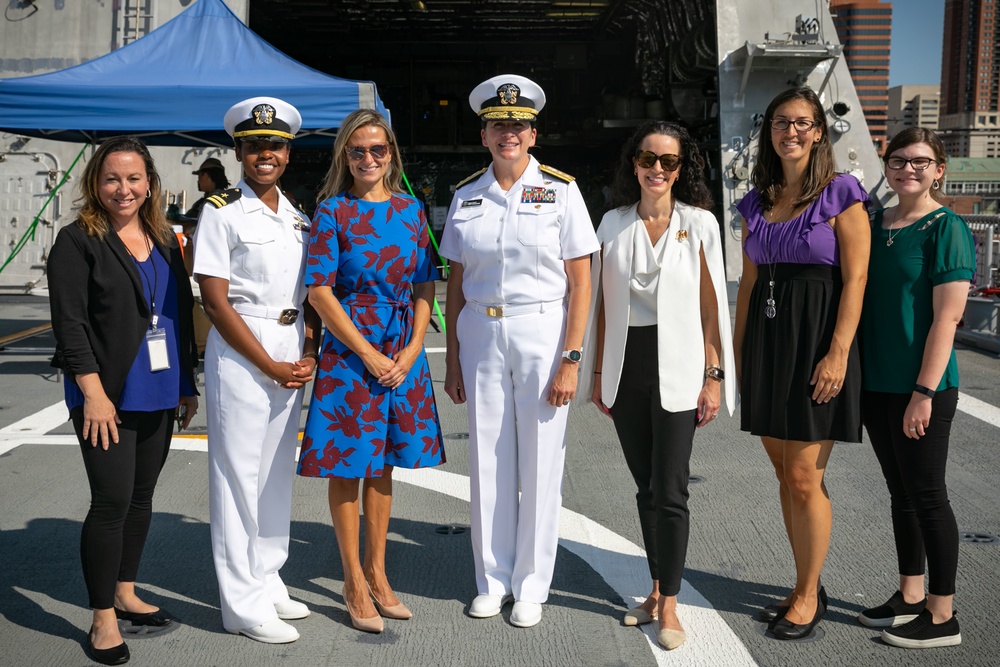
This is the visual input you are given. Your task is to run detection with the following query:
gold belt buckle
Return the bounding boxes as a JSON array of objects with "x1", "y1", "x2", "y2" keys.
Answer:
[
  {"x1": 277, "y1": 309, "x2": 299, "y2": 325},
  {"x1": 485, "y1": 306, "x2": 503, "y2": 318}
]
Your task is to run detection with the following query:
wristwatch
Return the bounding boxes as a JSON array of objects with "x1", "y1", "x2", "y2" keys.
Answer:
[
  {"x1": 913, "y1": 384, "x2": 936, "y2": 398},
  {"x1": 704, "y1": 365, "x2": 724, "y2": 382},
  {"x1": 562, "y1": 349, "x2": 583, "y2": 363}
]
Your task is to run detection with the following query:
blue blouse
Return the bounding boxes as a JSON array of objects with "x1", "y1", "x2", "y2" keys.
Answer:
[{"x1": 65, "y1": 247, "x2": 193, "y2": 411}]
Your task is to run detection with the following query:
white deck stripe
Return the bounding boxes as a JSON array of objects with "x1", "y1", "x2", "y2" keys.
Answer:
[{"x1": 957, "y1": 392, "x2": 1000, "y2": 429}]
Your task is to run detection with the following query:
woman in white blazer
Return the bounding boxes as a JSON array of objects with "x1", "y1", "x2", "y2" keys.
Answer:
[{"x1": 583, "y1": 121, "x2": 735, "y2": 651}]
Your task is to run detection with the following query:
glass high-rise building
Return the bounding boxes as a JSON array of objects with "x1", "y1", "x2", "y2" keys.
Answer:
[{"x1": 829, "y1": 0, "x2": 892, "y2": 154}]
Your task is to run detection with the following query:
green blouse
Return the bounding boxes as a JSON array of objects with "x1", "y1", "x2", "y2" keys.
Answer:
[{"x1": 861, "y1": 207, "x2": 975, "y2": 393}]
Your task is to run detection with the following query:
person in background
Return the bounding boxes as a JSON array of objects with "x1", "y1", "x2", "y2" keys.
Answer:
[
  {"x1": 297, "y1": 109, "x2": 446, "y2": 634},
  {"x1": 48, "y1": 135, "x2": 198, "y2": 665},
  {"x1": 733, "y1": 86, "x2": 870, "y2": 640},
  {"x1": 585, "y1": 121, "x2": 735, "y2": 650},
  {"x1": 441, "y1": 74, "x2": 599, "y2": 629},
  {"x1": 193, "y1": 97, "x2": 319, "y2": 645},
  {"x1": 857, "y1": 127, "x2": 974, "y2": 649},
  {"x1": 184, "y1": 157, "x2": 230, "y2": 223}
]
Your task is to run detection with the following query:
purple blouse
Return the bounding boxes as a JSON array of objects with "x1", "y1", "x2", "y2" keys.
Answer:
[{"x1": 737, "y1": 173, "x2": 870, "y2": 266}]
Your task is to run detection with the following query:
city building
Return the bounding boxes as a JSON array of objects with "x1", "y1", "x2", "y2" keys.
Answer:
[
  {"x1": 887, "y1": 84, "x2": 940, "y2": 141},
  {"x1": 939, "y1": 0, "x2": 1000, "y2": 157},
  {"x1": 829, "y1": 0, "x2": 892, "y2": 153}
]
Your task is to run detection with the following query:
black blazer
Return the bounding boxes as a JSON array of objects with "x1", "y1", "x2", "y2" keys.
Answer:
[{"x1": 48, "y1": 221, "x2": 198, "y2": 406}]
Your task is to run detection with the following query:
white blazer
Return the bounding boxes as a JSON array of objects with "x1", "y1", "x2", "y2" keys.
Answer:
[{"x1": 581, "y1": 201, "x2": 736, "y2": 414}]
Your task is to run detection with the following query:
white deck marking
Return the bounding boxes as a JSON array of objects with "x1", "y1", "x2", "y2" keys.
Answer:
[{"x1": 958, "y1": 392, "x2": 1000, "y2": 429}]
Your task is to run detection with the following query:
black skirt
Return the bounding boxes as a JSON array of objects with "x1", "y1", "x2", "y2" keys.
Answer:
[{"x1": 740, "y1": 263, "x2": 862, "y2": 443}]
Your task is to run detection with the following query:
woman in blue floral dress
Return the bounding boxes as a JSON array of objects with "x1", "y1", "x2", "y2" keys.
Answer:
[{"x1": 298, "y1": 110, "x2": 445, "y2": 633}]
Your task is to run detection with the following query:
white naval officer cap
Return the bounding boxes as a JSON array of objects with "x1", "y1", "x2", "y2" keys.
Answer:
[
  {"x1": 223, "y1": 97, "x2": 301, "y2": 143},
  {"x1": 469, "y1": 74, "x2": 546, "y2": 121}
]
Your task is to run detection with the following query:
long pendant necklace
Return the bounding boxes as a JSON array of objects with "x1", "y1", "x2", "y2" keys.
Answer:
[{"x1": 764, "y1": 230, "x2": 776, "y2": 319}]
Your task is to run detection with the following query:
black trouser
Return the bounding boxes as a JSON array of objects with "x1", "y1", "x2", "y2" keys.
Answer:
[
  {"x1": 608, "y1": 326, "x2": 697, "y2": 597},
  {"x1": 862, "y1": 388, "x2": 959, "y2": 596},
  {"x1": 72, "y1": 407, "x2": 174, "y2": 609}
]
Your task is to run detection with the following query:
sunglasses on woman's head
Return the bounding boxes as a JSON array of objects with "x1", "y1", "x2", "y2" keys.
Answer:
[
  {"x1": 346, "y1": 144, "x2": 390, "y2": 161},
  {"x1": 635, "y1": 151, "x2": 682, "y2": 171}
]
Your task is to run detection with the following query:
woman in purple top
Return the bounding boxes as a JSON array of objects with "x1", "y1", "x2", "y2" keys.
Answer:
[{"x1": 733, "y1": 87, "x2": 870, "y2": 640}]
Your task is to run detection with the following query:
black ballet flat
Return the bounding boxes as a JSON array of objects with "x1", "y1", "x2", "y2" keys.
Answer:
[
  {"x1": 772, "y1": 598, "x2": 826, "y2": 641},
  {"x1": 86, "y1": 628, "x2": 130, "y2": 665},
  {"x1": 115, "y1": 608, "x2": 174, "y2": 627},
  {"x1": 758, "y1": 586, "x2": 827, "y2": 624}
]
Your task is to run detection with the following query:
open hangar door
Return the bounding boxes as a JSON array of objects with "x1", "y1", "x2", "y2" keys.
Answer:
[{"x1": 248, "y1": 0, "x2": 721, "y2": 227}]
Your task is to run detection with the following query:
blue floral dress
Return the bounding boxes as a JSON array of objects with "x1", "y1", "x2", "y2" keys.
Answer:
[{"x1": 298, "y1": 192, "x2": 445, "y2": 479}]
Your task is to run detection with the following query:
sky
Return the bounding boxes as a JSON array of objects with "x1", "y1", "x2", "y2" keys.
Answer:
[{"x1": 888, "y1": 0, "x2": 945, "y2": 87}]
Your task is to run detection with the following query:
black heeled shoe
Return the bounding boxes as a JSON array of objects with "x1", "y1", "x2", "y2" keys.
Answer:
[
  {"x1": 772, "y1": 597, "x2": 826, "y2": 640},
  {"x1": 115, "y1": 607, "x2": 174, "y2": 627},
  {"x1": 758, "y1": 586, "x2": 826, "y2": 623},
  {"x1": 86, "y1": 627, "x2": 130, "y2": 666}
]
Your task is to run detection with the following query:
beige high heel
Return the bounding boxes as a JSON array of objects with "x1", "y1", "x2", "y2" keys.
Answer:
[
  {"x1": 344, "y1": 584, "x2": 383, "y2": 634},
  {"x1": 368, "y1": 582, "x2": 413, "y2": 620}
]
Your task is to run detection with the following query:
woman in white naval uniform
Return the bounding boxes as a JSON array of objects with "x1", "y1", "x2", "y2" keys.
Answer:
[
  {"x1": 193, "y1": 98, "x2": 320, "y2": 644},
  {"x1": 441, "y1": 75, "x2": 599, "y2": 628},
  {"x1": 582, "y1": 121, "x2": 735, "y2": 650}
]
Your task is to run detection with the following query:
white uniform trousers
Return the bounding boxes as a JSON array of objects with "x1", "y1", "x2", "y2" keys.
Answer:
[
  {"x1": 457, "y1": 304, "x2": 569, "y2": 604},
  {"x1": 204, "y1": 317, "x2": 304, "y2": 631}
]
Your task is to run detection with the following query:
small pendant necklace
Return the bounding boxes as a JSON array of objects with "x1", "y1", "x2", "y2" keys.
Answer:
[{"x1": 886, "y1": 215, "x2": 900, "y2": 247}]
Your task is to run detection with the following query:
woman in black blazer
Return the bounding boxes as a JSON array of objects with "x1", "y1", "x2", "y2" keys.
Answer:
[{"x1": 48, "y1": 136, "x2": 198, "y2": 666}]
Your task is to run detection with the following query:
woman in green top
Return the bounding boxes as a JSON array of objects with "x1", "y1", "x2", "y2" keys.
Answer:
[{"x1": 859, "y1": 127, "x2": 975, "y2": 649}]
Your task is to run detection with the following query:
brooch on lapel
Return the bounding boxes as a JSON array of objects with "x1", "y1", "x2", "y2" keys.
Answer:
[{"x1": 675, "y1": 229, "x2": 688, "y2": 242}]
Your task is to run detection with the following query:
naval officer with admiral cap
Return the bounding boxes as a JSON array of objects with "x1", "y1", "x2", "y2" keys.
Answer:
[
  {"x1": 440, "y1": 75, "x2": 599, "y2": 628},
  {"x1": 193, "y1": 97, "x2": 320, "y2": 644}
]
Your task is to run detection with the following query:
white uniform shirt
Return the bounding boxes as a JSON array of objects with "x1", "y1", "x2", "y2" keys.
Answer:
[
  {"x1": 192, "y1": 178, "x2": 309, "y2": 310},
  {"x1": 440, "y1": 156, "x2": 599, "y2": 306}
]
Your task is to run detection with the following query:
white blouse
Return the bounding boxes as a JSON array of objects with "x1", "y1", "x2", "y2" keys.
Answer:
[{"x1": 629, "y1": 224, "x2": 669, "y2": 327}]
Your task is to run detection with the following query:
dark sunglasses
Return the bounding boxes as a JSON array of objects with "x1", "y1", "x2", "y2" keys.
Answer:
[
  {"x1": 635, "y1": 151, "x2": 682, "y2": 171},
  {"x1": 346, "y1": 144, "x2": 390, "y2": 161}
]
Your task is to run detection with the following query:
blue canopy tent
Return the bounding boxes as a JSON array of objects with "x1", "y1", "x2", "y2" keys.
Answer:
[{"x1": 0, "y1": 0, "x2": 388, "y2": 147}]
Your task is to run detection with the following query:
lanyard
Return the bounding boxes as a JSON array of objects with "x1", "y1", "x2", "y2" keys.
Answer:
[{"x1": 123, "y1": 233, "x2": 160, "y2": 329}]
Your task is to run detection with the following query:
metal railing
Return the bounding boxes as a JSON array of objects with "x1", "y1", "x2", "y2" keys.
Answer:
[{"x1": 965, "y1": 215, "x2": 1000, "y2": 290}]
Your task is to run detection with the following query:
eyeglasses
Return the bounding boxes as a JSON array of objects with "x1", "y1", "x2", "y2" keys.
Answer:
[
  {"x1": 885, "y1": 156, "x2": 938, "y2": 171},
  {"x1": 770, "y1": 119, "x2": 820, "y2": 132},
  {"x1": 346, "y1": 144, "x2": 390, "y2": 161},
  {"x1": 635, "y1": 151, "x2": 683, "y2": 171}
]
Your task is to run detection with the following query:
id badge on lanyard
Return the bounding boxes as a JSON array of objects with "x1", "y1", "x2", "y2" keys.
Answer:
[{"x1": 146, "y1": 314, "x2": 171, "y2": 372}]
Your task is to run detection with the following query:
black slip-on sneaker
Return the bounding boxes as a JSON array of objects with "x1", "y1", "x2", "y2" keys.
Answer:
[
  {"x1": 881, "y1": 609, "x2": 961, "y2": 649},
  {"x1": 858, "y1": 590, "x2": 926, "y2": 628}
]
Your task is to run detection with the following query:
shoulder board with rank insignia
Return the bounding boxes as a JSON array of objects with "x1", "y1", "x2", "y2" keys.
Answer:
[
  {"x1": 206, "y1": 188, "x2": 242, "y2": 209},
  {"x1": 539, "y1": 165, "x2": 574, "y2": 182},
  {"x1": 456, "y1": 168, "x2": 487, "y2": 189}
]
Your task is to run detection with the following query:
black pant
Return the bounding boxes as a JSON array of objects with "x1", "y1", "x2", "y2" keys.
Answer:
[
  {"x1": 862, "y1": 388, "x2": 959, "y2": 596},
  {"x1": 608, "y1": 326, "x2": 697, "y2": 597},
  {"x1": 73, "y1": 407, "x2": 174, "y2": 609}
]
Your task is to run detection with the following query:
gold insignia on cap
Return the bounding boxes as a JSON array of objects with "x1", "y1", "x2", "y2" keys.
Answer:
[
  {"x1": 253, "y1": 104, "x2": 275, "y2": 126},
  {"x1": 497, "y1": 84, "x2": 520, "y2": 106}
]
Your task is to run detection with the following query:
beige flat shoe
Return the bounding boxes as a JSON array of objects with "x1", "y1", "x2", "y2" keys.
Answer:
[
  {"x1": 623, "y1": 605, "x2": 657, "y2": 626},
  {"x1": 657, "y1": 627, "x2": 686, "y2": 650}
]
